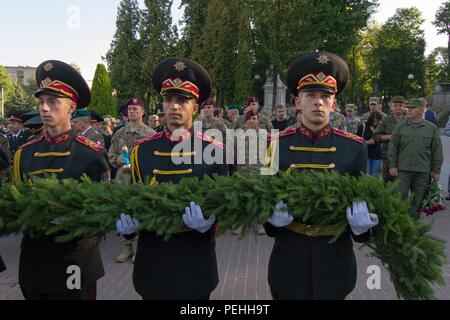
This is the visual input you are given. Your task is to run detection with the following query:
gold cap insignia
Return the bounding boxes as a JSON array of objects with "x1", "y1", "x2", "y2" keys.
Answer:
[
  {"x1": 173, "y1": 78, "x2": 182, "y2": 86},
  {"x1": 174, "y1": 61, "x2": 187, "y2": 72},
  {"x1": 317, "y1": 54, "x2": 330, "y2": 65},
  {"x1": 43, "y1": 63, "x2": 54, "y2": 72},
  {"x1": 41, "y1": 77, "x2": 52, "y2": 87}
]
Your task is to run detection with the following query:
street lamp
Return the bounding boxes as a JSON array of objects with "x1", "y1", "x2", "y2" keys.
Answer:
[
  {"x1": 254, "y1": 74, "x2": 261, "y2": 101},
  {"x1": 408, "y1": 74, "x2": 414, "y2": 80}
]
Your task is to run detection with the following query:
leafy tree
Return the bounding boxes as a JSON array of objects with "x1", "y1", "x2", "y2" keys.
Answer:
[
  {"x1": 89, "y1": 64, "x2": 115, "y2": 116},
  {"x1": 433, "y1": 1, "x2": 450, "y2": 71},
  {"x1": 105, "y1": 0, "x2": 144, "y2": 105}
]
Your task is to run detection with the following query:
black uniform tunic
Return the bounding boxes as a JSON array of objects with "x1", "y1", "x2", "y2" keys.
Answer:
[
  {"x1": 265, "y1": 125, "x2": 369, "y2": 300},
  {"x1": 130, "y1": 129, "x2": 228, "y2": 299},
  {"x1": 13, "y1": 129, "x2": 110, "y2": 295}
]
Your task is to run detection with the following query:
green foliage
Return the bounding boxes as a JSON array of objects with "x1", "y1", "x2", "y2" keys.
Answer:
[
  {"x1": 140, "y1": 0, "x2": 179, "y2": 103},
  {"x1": 0, "y1": 171, "x2": 446, "y2": 300},
  {"x1": 369, "y1": 8, "x2": 426, "y2": 100},
  {"x1": 105, "y1": 0, "x2": 145, "y2": 105},
  {"x1": 433, "y1": 1, "x2": 450, "y2": 36},
  {"x1": 0, "y1": 66, "x2": 15, "y2": 115},
  {"x1": 89, "y1": 64, "x2": 115, "y2": 116},
  {"x1": 425, "y1": 47, "x2": 449, "y2": 96}
]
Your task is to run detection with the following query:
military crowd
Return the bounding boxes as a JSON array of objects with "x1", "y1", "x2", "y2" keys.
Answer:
[{"x1": 0, "y1": 50, "x2": 444, "y2": 301}]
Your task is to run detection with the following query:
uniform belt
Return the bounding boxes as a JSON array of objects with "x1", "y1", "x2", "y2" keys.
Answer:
[
  {"x1": 286, "y1": 221, "x2": 341, "y2": 237},
  {"x1": 174, "y1": 225, "x2": 192, "y2": 234}
]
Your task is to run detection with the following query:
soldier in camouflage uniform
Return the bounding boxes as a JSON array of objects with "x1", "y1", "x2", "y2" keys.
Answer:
[
  {"x1": 345, "y1": 104, "x2": 361, "y2": 135},
  {"x1": 329, "y1": 108, "x2": 347, "y2": 131},
  {"x1": 232, "y1": 109, "x2": 266, "y2": 235},
  {"x1": 232, "y1": 96, "x2": 273, "y2": 130},
  {"x1": 108, "y1": 97, "x2": 154, "y2": 263},
  {"x1": 199, "y1": 98, "x2": 228, "y2": 141},
  {"x1": 361, "y1": 97, "x2": 387, "y2": 122}
]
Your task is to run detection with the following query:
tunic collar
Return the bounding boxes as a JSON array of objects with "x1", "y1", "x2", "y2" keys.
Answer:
[
  {"x1": 300, "y1": 123, "x2": 331, "y2": 141},
  {"x1": 45, "y1": 129, "x2": 76, "y2": 144}
]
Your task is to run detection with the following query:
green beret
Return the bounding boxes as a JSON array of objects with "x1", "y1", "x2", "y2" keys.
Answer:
[
  {"x1": 227, "y1": 103, "x2": 241, "y2": 111},
  {"x1": 71, "y1": 109, "x2": 91, "y2": 119}
]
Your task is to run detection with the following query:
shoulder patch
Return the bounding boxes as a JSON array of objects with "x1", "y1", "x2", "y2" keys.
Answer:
[
  {"x1": 18, "y1": 135, "x2": 44, "y2": 150},
  {"x1": 279, "y1": 127, "x2": 297, "y2": 138},
  {"x1": 268, "y1": 127, "x2": 297, "y2": 142},
  {"x1": 75, "y1": 136, "x2": 104, "y2": 152},
  {"x1": 333, "y1": 128, "x2": 364, "y2": 144},
  {"x1": 196, "y1": 131, "x2": 225, "y2": 149},
  {"x1": 134, "y1": 132, "x2": 164, "y2": 146}
]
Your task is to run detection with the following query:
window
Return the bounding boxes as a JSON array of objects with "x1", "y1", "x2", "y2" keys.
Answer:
[{"x1": 17, "y1": 70, "x2": 24, "y2": 85}]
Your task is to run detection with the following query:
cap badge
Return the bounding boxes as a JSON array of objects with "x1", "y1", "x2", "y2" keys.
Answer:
[
  {"x1": 43, "y1": 63, "x2": 54, "y2": 72},
  {"x1": 173, "y1": 78, "x2": 183, "y2": 86},
  {"x1": 317, "y1": 54, "x2": 330, "y2": 65},
  {"x1": 41, "y1": 77, "x2": 52, "y2": 87},
  {"x1": 174, "y1": 61, "x2": 187, "y2": 72},
  {"x1": 317, "y1": 72, "x2": 326, "y2": 81}
]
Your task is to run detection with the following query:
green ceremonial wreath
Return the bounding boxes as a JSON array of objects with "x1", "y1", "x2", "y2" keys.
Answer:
[{"x1": 0, "y1": 171, "x2": 446, "y2": 300}]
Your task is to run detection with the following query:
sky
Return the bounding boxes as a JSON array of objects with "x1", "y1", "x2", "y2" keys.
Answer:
[{"x1": 0, "y1": 0, "x2": 447, "y2": 84}]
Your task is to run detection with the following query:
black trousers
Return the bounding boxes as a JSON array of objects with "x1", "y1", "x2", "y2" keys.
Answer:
[{"x1": 21, "y1": 282, "x2": 97, "y2": 300}]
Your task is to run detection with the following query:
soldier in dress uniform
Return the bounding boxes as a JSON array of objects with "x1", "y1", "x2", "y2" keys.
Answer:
[
  {"x1": 71, "y1": 109, "x2": 105, "y2": 147},
  {"x1": 115, "y1": 57, "x2": 228, "y2": 300},
  {"x1": 0, "y1": 254, "x2": 5, "y2": 273},
  {"x1": 264, "y1": 51, "x2": 379, "y2": 300},
  {"x1": 23, "y1": 113, "x2": 45, "y2": 141},
  {"x1": 0, "y1": 145, "x2": 8, "y2": 272},
  {"x1": 13, "y1": 60, "x2": 111, "y2": 300},
  {"x1": 6, "y1": 109, "x2": 32, "y2": 156},
  {"x1": 0, "y1": 143, "x2": 9, "y2": 185}
]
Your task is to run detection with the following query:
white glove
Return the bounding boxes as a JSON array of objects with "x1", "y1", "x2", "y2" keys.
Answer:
[
  {"x1": 346, "y1": 201, "x2": 379, "y2": 236},
  {"x1": 267, "y1": 201, "x2": 294, "y2": 227},
  {"x1": 183, "y1": 202, "x2": 215, "y2": 233},
  {"x1": 116, "y1": 213, "x2": 140, "y2": 235}
]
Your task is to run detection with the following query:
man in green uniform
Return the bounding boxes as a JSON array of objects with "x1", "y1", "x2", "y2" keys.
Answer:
[
  {"x1": 388, "y1": 98, "x2": 443, "y2": 219},
  {"x1": 361, "y1": 97, "x2": 386, "y2": 122},
  {"x1": 13, "y1": 60, "x2": 111, "y2": 300},
  {"x1": 372, "y1": 96, "x2": 405, "y2": 183},
  {"x1": 264, "y1": 51, "x2": 379, "y2": 300},
  {"x1": 115, "y1": 57, "x2": 228, "y2": 300}
]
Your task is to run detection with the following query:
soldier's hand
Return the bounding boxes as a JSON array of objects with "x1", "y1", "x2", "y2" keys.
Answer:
[
  {"x1": 267, "y1": 201, "x2": 293, "y2": 228},
  {"x1": 182, "y1": 202, "x2": 215, "y2": 233},
  {"x1": 116, "y1": 213, "x2": 140, "y2": 235},
  {"x1": 431, "y1": 172, "x2": 440, "y2": 181},
  {"x1": 117, "y1": 155, "x2": 125, "y2": 167},
  {"x1": 389, "y1": 168, "x2": 398, "y2": 177},
  {"x1": 346, "y1": 201, "x2": 379, "y2": 236}
]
